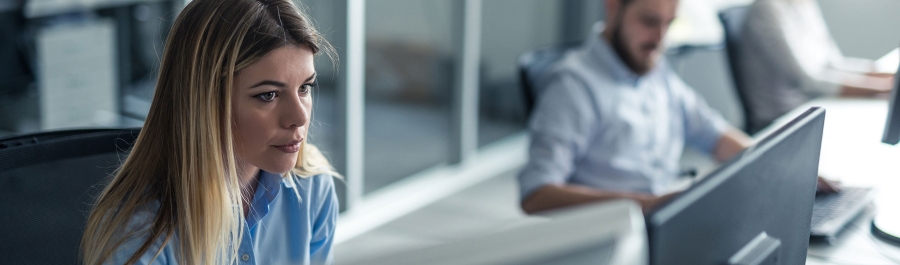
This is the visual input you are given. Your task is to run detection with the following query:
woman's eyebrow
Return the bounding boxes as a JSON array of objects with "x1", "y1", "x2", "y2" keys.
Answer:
[
  {"x1": 249, "y1": 72, "x2": 316, "y2": 89},
  {"x1": 249, "y1": 80, "x2": 287, "y2": 89}
]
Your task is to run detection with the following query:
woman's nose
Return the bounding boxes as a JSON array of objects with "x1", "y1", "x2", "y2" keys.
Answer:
[{"x1": 281, "y1": 92, "x2": 310, "y2": 129}]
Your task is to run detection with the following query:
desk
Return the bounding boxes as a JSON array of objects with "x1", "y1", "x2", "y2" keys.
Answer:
[{"x1": 758, "y1": 98, "x2": 900, "y2": 264}]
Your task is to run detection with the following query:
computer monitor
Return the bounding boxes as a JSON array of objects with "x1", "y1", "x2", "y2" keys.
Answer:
[
  {"x1": 646, "y1": 107, "x2": 825, "y2": 265},
  {"x1": 0, "y1": 128, "x2": 139, "y2": 264},
  {"x1": 882, "y1": 60, "x2": 900, "y2": 144},
  {"x1": 339, "y1": 200, "x2": 648, "y2": 265},
  {"x1": 874, "y1": 49, "x2": 900, "y2": 244}
]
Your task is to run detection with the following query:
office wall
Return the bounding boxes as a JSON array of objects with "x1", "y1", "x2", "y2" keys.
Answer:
[
  {"x1": 481, "y1": 0, "x2": 559, "y2": 82},
  {"x1": 366, "y1": 0, "x2": 455, "y2": 53},
  {"x1": 820, "y1": 0, "x2": 900, "y2": 60},
  {"x1": 478, "y1": 0, "x2": 562, "y2": 147},
  {"x1": 362, "y1": 0, "x2": 457, "y2": 194},
  {"x1": 670, "y1": 50, "x2": 745, "y2": 130}
]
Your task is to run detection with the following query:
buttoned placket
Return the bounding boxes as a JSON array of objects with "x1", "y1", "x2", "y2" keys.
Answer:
[{"x1": 238, "y1": 223, "x2": 256, "y2": 264}]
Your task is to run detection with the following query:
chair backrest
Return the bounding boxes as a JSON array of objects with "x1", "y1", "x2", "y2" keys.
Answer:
[
  {"x1": 517, "y1": 42, "x2": 581, "y2": 117},
  {"x1": 719, "y1": 6, "x2": 757, "y2": 134},
  {"x1": 0, "y1": 128, "x2": 140, "y2": 264},
  {"x1": 0, "y1": 128, "x2": 118, "y2": 149}
]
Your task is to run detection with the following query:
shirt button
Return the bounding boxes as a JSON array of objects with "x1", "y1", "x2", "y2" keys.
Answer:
[{"x1": 241, "y1": 254, "x2": 250, "y2": 261}]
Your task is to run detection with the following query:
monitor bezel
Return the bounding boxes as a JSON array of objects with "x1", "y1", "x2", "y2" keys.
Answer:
[
  {"x1": 881, "y1": 59, "x2": 900, "y2": 144},
  {"x1": 646, "y1": 107, "x2": 824, "y2": 225}
]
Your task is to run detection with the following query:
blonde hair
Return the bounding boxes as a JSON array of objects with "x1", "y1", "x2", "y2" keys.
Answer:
[{"x1": 80, "y1": 0, "x2": 337, "y2": 264}]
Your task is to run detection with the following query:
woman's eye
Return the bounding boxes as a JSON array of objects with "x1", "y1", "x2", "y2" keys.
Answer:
[
  {"x1": 300, "y1": 83, "x2": 315, "y2": 94},
  {"x1": 255, "y1": 91, "x2": 277, "y2": 102}
]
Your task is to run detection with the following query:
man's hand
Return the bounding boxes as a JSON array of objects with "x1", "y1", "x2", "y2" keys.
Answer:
[
  {"x1": 522, "y1": 185, "x2": 684, "y2": 215},
  {"x1": 816, "y1": 176, "x2": 842, "y2": 194},
  {"x1": 840, "y1": 73, "x2": 894, "y2": 96},
  {"x1": 865, "y1": 72, "x2": 896, "y2": 79},
  {"x1": 636, "y1": 192, "x2": 680, "y2": 214}
]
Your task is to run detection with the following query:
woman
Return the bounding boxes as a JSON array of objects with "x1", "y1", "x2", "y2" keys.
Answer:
[
  {"x1": 737, "y1": 0, "x2": 894, "y2": 134},
  {"x1": 80, "y1": 0, "x2": 339, "y2": 264}
]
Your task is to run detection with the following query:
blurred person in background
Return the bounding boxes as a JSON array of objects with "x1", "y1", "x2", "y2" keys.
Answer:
[
  {"x1": 80, "y1": 0, "x2": 340, "y2": 264},
  {"x1": 517, "y1": 0, "x2": 755, "y2": 215},
  {"x1": 738, "y1": 0, "x2": 895, "y2": 133}
]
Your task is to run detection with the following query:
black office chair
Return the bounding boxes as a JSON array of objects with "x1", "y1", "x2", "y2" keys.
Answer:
[
  {"x1": 719, "y1": 6, "x2": 757, "y2": 134},
  {"x1": 517, "y1": 42, "x2": 582, "y2": 117},
  {"x1": 0, "y1": 128, "x2": 122, "y2": 149},
  {"x1": 0, "y1": 128, "x2": 140, "y2": 264}
]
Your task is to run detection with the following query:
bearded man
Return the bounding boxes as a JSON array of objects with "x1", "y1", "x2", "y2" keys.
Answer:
[{"x1": 518, "y1": 0, "x2": 756, "y2": 214}]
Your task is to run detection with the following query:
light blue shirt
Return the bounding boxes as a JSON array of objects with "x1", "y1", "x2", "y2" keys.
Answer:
[
  {"x1": 108, "y1": 171, "x2": 338, "y2": 265},
  {"x1": 518, "y1": 23, "x2": 730, "y2": 200}
]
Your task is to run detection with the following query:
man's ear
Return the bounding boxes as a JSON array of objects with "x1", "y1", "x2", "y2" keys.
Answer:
[{"x1": 605, "y1": 0, "x2": 622, "y2": 29}]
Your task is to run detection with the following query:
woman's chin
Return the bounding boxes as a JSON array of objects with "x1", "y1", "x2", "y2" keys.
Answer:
[{"x1": 259, "y1": 162, "x2": 296, "y2": 175}]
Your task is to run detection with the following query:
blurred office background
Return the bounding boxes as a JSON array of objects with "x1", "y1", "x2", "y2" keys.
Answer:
[{"x1": 1, "y1": 0, "x2": 899, "y2": 262}]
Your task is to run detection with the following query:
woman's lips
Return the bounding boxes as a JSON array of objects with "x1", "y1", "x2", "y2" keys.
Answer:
[{"x1": 273, "y1": 140, "x2": 302, "y2": 153}]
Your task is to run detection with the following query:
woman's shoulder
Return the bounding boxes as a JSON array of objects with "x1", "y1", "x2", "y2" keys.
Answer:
[
  {"x1": 119, "y1": 202, "x2": 160, "y2": 234},
  {"x1": 108, "y1": 202, "x2": 178, "y2": 264},
  {"x1": 289, "y1": 172, "x2": 336, "y2": 187},
  {"x1": 287, "y1": 172, "x2": 337, "y2": 201}
]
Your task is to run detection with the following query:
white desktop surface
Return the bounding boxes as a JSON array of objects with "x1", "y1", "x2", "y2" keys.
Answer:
[
  {"x1": 758, "y1": 98, "x2": 900, "y2": 264},
  {"x1": 876, "y1": 48, "x2": 899, "y2": 74}
]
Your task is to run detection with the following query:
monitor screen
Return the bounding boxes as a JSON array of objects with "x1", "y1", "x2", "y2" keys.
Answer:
[
  {"x1": 646, "y1": 107, "x2": 825, "y2": 265},
  {"x1": 874, "y1": 46, "x2": 900, "y2": 245}
]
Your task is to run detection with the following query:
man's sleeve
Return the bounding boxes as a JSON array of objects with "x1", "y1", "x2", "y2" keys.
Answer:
[
  {"x1": 518, "y1": 73, "x2": 599, "y2": 202},
  {"x1": 670, "y1": 73, "x2": 731, "y2": 155}
]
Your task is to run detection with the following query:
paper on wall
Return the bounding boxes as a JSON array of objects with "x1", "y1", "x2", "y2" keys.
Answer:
[{"x1": 37, "y1": 19, "x2": 118, "y2": 130}]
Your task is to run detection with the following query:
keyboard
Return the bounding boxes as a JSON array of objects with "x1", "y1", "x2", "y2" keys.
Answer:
[{"x1": 810, "y1": 186, "x2": 875, "y2": 240}]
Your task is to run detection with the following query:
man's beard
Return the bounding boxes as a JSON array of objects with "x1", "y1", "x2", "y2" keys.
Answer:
[{"x1": 609, "y1": 24, "x2": 656, "y2": 75}]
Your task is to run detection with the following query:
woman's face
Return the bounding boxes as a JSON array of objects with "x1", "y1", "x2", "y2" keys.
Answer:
[{"x1": 232, "y1": 45, "x2": 315, "y2": 176}]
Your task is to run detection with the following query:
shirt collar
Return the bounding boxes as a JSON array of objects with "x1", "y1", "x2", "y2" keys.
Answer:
[
  {"x1": 257, "y1": 170, "x2": 283, "y2": 201},
  {"x1": 587, "y1": 22, "x2": 661, "y2": 87},
  {"x1": 247, "y1": 170, "x2": 289, "y2": 229}
]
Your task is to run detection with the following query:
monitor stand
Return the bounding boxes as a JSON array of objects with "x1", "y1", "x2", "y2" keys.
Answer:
[{"x1": 872, "y1": 210, "x2": 900, "y2": 244}]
